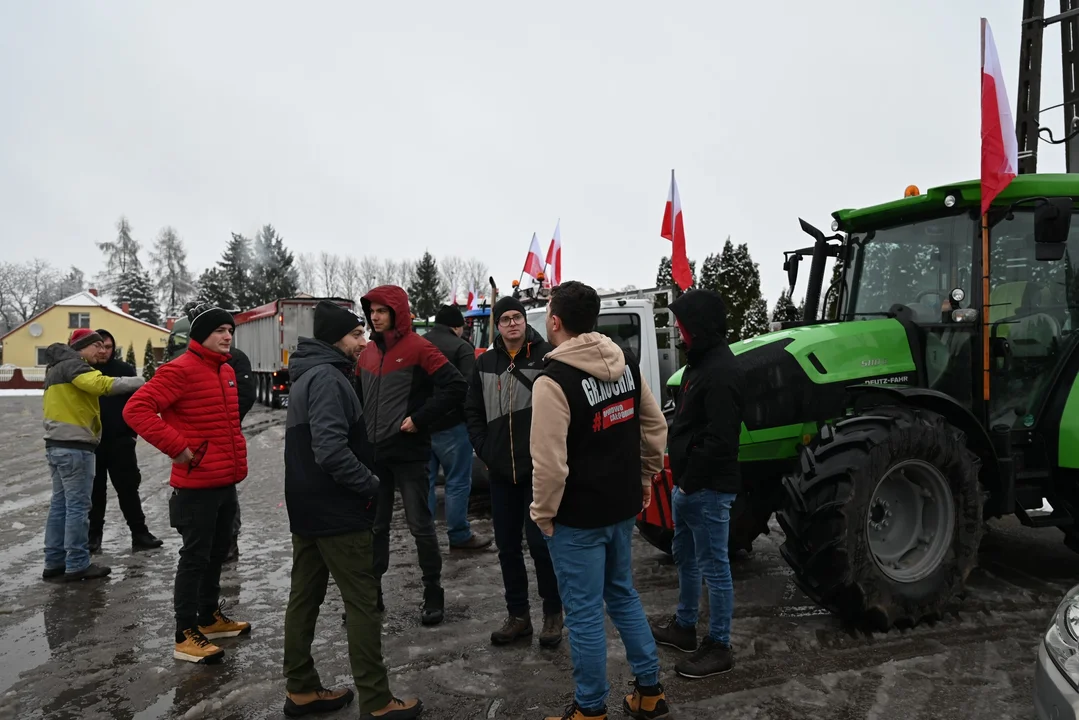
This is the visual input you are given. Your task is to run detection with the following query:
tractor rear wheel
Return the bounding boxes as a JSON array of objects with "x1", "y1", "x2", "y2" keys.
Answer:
[{"x1": 776, "y1": 406, "x2": 983, "y2": 631}]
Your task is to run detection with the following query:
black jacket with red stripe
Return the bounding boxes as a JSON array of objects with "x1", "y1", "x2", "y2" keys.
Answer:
[{"x1": 357, "y1": 285, "x2": 468, "y2": 463}]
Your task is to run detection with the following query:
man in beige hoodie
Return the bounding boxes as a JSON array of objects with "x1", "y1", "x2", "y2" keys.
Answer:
[{"x1": 530, "y1": 281, "x2": 670, "y2": 720}]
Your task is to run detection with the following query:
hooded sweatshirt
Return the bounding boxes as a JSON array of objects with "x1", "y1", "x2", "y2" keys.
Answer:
[
  {"x1": 356, "y1": 285, "x2": 468, "y2": 462},
  {"x1": 92, "y1": 331, "x2": 139, "y2": 444},
  {"x1": 667, "y1": 289, "x2": 745, "y2": 494},
  {"x1": 43, "y1": 343, "x2": 144, "y2": 450},
  {"x1": 529, "y1": 332, "x2": 667, "y2": 532},
  {"x1": 285, "y1": 337, "x2": 378, "y2": 537}
]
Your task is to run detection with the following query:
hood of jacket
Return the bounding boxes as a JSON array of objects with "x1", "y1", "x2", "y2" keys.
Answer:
[
  {"x1": 289, "y1": 337, "x2": 353, "y2": 381},
  {"x1": 546, "y1": 332, "x2": 625, "y2": 381},
  {"x1": 494, "y1": 324, "x2": 544, "y2": 356},
  {"x1": 361, "y1": 285, "x2": 412, "y2": 339},
  {"x1": 670, "y1": 289, "x2": 728, "y2": 353},
  {"x1": 45, "y1": 343, "x2": 82, "y2": 369}
]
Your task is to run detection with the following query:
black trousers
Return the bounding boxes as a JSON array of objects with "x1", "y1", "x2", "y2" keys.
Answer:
[
  {"x1": 372, "y1": 460, "x2": 442, "y2": 590},
  {"x1": 489, "y1": 476, "x2": 562, "y2": 617},
  {"x1": 169, "y1": 485, "x2": 238, "y2": 632},
  {"x1": 90, "y1": 438, "x2": 147, "y2": 537}
]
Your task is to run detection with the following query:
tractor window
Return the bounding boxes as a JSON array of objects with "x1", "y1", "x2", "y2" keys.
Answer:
[
  {"x1": 987, "y1": 210, "x2": 1079, "y2": 427},
  {"x1": 844, "y1": 215, "x2": 974, "y2": 323}
]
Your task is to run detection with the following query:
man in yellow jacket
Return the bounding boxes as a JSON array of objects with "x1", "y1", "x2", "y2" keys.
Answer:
[{"x1": 42, "y1": 329, "x2": 143, "y2": 582}]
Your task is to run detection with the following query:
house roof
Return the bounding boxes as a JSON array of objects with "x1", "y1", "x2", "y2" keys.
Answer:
[{"x1": 0, "y1": 291, "x2": 170, "y2": 342}]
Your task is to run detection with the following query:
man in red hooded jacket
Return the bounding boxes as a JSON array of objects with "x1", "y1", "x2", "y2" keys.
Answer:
[
  {"x1": 356, "y1": 285, "x2": 467, "y2": 626},
  {"x1": 124, "y1": 303, "x2": 251, "y2": 665}
]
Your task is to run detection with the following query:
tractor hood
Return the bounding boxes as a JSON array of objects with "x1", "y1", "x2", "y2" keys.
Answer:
[{"x1": 667, "y1": 318, "x2": 916, "y2": 458}]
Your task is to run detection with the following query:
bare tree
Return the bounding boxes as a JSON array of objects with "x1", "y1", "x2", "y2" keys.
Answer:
[
  {"x1": 0, "y1": 259, "x2": 66, "y2": 327},
  {"x1": 296, "y1": 253, "x2": 319, "y2": 295},
  {"x1": 96, "y1": 216, "x2": 143, "y2": 294},
  {"x1": 150, "y1": 226, "x2": 196, "y2": 318},
  {"x1": 357, "y1": 255, "x2": 381, "y2": 295},
  {"x1": 319, "y1": 252, "x2": 342, "y2": 297},
  {"x1": 440, "y1": 256, "x2": 466, "y2": 302},
  {"x1": 463, "y1": 257, "x2": 490, "y2": 292},
  {"x1": 339, "y1": 256, "x2": 362, "y2": 304}
]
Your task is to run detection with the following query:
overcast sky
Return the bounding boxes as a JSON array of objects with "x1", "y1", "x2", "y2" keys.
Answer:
[{"x1": 0, "y1": 1, "x2": 1063, "y2": 306}]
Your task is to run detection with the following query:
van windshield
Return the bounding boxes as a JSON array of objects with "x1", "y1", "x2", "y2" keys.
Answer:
[{"x1": 524, "y1": 310, "x2": 641, "y2": 358}]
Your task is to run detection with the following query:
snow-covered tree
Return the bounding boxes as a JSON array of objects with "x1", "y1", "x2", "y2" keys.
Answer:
[
  {"x1": 250, "y1": 224, "x2": 298, "y2": 304},
  {"x1": 218, "y1": 233, "x2": 255, "y2": 310},
  {"x1": 195, "y1": 268, "x2": 236, "y2": 310},
  {"x1": 115, "y1": 269, "x2": 161, "y2": 325},
  {"x1": 715, "y1": 240, "x2": 765, "y2": 342},
  {"x1": 142, "y1": 339, "x2": 157, "y2": 380},
  {"x1": 743, "y1": 296, "x2": 771, "y2": 338},
  {"x1": 97, "y1": 216, "x2": 142, "y2": 295},
  {"x1": 772, "y1": 291, "x2": 801, "y2": 323},
  {"x1": 125, "y1": 344, "x2": 136, "y2": 366},
  {"x1": 408, "y1": 251, "x2": 446, "y2": 320},
  {"x1": 151, "y1": 226, "x2": 196, "y2": 318},
  {"x1": 656, "y1": 256, "x2": 697, "y2": 299}
]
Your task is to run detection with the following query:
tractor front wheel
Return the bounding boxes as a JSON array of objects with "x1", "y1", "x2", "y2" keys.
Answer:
[{"x1": 777, "y1": 406, "x2": 983, "y2": 631}]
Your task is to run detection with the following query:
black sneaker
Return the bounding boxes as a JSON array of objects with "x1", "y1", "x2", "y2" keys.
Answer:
[
  {"x1": 88, "y1": 532, "x2": 102, "y2": 554},
  {"x1": 65, "y1": 563, "x2": 111, "y2": 582},
  {"x1": 421, "y1": 586, "x2": 444, "y2": 626},
  {"x1": 674, "y1": 636, "x2": 733, "y2": 679},
  {"x1": 42, "y1": 566, "x2": 65, "y2": 580},
  {"x1": 650, "y1": 615, "x2": 697, "y2": 652},
  {"x1": 132, "y1": 530, "x2": 164, "y2": 550},
  {"x1": 491, "y1": 614, "x2": 533, "y2": 645}
]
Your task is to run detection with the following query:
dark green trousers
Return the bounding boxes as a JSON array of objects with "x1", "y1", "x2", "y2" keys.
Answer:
[{"x1": 283, "y1": 530, "x2": 391, "y2": 711}]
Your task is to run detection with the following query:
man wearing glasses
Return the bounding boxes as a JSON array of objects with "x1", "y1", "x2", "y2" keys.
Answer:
[{"x1": 465, "y1": 297, "x2": 563, "y2": 648}]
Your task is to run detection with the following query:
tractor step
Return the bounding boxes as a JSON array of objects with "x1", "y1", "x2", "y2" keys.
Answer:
[{"x1": 1015, "y1": 503, "x2": 1074, "y2": 528}]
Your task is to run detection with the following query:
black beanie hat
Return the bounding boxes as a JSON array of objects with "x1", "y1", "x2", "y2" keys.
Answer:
[
  {"x1": 187, "y1": 303, "x2": 235, "y2": 344},
  {"x1": 434, "y1": 304, "x2": 465, "y2": 328},
  {"x1": 493, "y1": 297, "x2": 526, "y2": 325},
  {"x1": 314, "y1": 300, "x2": 364, "y2": 344}
]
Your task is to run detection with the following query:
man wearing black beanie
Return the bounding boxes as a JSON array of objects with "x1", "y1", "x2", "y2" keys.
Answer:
[{"x1": 423, "y1": 305, "x2": 490, "y2": 552}]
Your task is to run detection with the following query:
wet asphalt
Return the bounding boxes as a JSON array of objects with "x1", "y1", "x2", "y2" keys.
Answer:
[{"x1": 0, "y1": 397, "x2": 1068, "y2": 719}]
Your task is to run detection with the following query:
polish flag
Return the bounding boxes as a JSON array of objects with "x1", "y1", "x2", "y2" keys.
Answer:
[
  {"x1": 468, "y1": 282, "x2": 478, "y2": 310},
  {"x1": 661, "y1": 170, "x2": 692, "y2": 291},
  {"x1": 522, "y1": 232, "x2": 545, "y2": 279},
  {"x1": 545, "y1": 220, "x2": 562, "y2": 286},
  {"x1": 448, "y1": 287, "x2": 457, "y2": 305},
  {"x1": 980, "y1": 18, "x2": 1018, "y2": 216}
]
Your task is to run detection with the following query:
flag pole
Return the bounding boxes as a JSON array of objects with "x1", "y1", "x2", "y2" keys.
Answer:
[{"x1": 981, "y1": 212, "x2": 991, "y2": 402}]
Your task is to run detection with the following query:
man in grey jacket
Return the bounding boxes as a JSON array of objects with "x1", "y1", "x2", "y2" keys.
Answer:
[
  {"x1": 282, "y1": 300, "x2": 422, "y2": 720},
  {"x1": 424, "y1": 304, "x2": 490, "y2": 550}
]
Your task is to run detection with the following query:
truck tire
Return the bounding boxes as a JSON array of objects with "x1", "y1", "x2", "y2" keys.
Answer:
[
  {"x1": 635, "y1": 492, "x2": 773, "y2": 557},
  {"x1": 777, "y1": 406, "x2": 983, "y2": 631}
]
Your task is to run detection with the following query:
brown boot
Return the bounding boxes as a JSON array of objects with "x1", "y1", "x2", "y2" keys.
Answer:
[
  {"x1": 622, "y1": 680, "x2": 670, "y2": 719},
  {"x1": 490, "y1": 614, "x2": 532, "y2": 645},
  {"x1": 544, "y1": 702, "x2": 607, "y2": 719},
  {"x1": 360, "y1": 696, "x2": 423, "y2": 719},
  {"x1": 538, "y1": 612, "x2": 563, "y2": 648},
  {"x1": 283, "y1": 687, "x2": 354, "y2": 717},
  {"x1": 449, "y1": 533, "x2": 493, "y2": 550}
]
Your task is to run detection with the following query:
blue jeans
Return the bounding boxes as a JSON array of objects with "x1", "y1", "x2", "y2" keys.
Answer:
[
  {"x1": 546, "y1": 517, "x2": 660, "y2": 712},
  {"x1": 671, "y1": 487, "x2": 737, "y2": 645},
  {"x1": 427, "y1": 423, "x2": 474, "y2": 546},
  {"x1": 44, "y1": 447, "x2": 97, "y2": 574}
]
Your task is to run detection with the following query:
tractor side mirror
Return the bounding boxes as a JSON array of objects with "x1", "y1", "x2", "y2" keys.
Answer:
[
  {"x1": 784, "y1": 254, "x2": 801, "y2": 293},
  {"x1": 1034, "y1": 197, "x2": 1072, "y2": 261}
]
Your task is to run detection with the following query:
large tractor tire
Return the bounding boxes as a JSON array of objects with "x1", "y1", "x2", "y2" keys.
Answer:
[
  {"x1": 776, "y1": 406, "x2": 983, "y2": 631},
  {"x1": 636, "y1": 491, "x2": 775, "y2": 556}
]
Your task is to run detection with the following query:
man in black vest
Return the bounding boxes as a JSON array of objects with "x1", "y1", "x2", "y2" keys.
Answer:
[{"x1": 530, "y1": 281, "x2": 670, "y2": 720}]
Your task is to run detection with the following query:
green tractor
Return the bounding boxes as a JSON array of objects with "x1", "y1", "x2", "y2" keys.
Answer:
[{"x1": 639, "y1": 174, "x2": 1079, "y2": 631}]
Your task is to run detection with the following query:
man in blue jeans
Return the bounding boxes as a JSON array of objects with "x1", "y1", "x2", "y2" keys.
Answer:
[
  {"x1": 531, "y1": 281, "x2": 670, "y2": 720},
  {"x1": 650, "y1": 289, "x2": 745, "y2": 680},
  {"x1": 42, "y1": 329, "x2": 144, "y2": 582},
  {"x1": 424, "y1": 304, "x2": 490, "y2": 550}
]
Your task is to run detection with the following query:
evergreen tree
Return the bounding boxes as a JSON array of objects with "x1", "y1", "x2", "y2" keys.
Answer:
[
  {"x1": 151, "y1": 226, "x2": 196, "y2": 318},
  {"x1": 115, "y1": 270, "x2": 161, "y2": 325},
  {"x1": 250, "y1": 224, "x2": 299, "y2": 304},
  {"x1": 125, "y1": 344, "x2": 136, "y2": 366},
  {"x1": 218, "y1": 233, "x2": 255, "y2": 310},
  {"x1": 823, "y1": 259, "x2": 844, "y2": 321},
  {"x1": 743, "y1": 296, "x2": 771, "y2": 338},
  {"x1": 655, "y1": 256, "x2": 697, "y2": 299},
  {"x1": 57, "y1": 267, "x2": 86, "y2": 298},
  {"x1": 698, "y1": 250, "x2": 723, "y2": 293},
  {"x1": 772, "y1": 291, "x2": 800, "y2": 323},
  {"x1": 797, "y1": 296, "x2": 806, "y2": 319},
  {"x1": 716, "y1": 240, "x2": 764, "y2": 342},
  {"x1": 195, "y1": 268, "x2": 236, "y2": 310},
  {"x1": 97, "y1": 216, "x2": 142, "y2": 295},
  {"x1": 142, "y1": 339, "x2": 157, "y2": 380},
  {"x1": 407, "y1": 251, "x2": 446, "y2": 320}
]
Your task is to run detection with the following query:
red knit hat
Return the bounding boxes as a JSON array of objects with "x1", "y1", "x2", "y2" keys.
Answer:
[{"x1": 69, "y1": 328, "x2": 104, "y2": 350}]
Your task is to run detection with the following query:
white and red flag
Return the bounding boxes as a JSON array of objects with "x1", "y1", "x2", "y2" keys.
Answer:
[
  {"x1": 545, "y1": 220, "x2": 562, "y2": 286},
  {"x1": 448, "y1": 287, "x2": 457, "y2": 305},
  {"x1": 661, "y1": 170, "x2": 693, "y2": 291},
  {"x1": 467, "y1": 282, "x2": 478, "y2": 310},
  {"x1": 522, "y1": 232, "x2": 545, "y2": 279},
  {"x1": 980, "y1": 18, "x2": 1018, "y2": 216}
]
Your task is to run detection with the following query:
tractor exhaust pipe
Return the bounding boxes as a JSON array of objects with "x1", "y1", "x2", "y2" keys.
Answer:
[{"x1": 798, "y1": 218, "x2": 831, "y2": 323}]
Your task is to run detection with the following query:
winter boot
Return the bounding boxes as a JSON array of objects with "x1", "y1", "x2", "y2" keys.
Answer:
[
  {"x1": 544, "y1": 701, "x2": 607, "y2": 720},
  {"x1": 622, "y1": 680, "x2": 671, "y2": 719},
  {"x1": 490, "y1": 614, "x2": 532, "y2": 645},
  {"x1": 650, "y1": 614, "x2": 697, "y2": 652},
  {"x1": 449, "y1": 533, "x2": 493, "y2": 551},
  {"x1": 132, "y1": 530, "x2": 164, "y2": 550},
  {"x1": 88, "y1": 531, "x2": 102, "y2": 554},
  {"x1": 198, "y1": 607, "x2": 252, "y2": 640},
  {"x1": 284, "y1": 687, "x2": 355, "y2": 717},
  {"x1": 65, "y1": 563, "x2": 111, "y2": 582},
  {"x1": 174, "y1": 628, "x2": 224, "y2": 664},
  {"x1": 359, "y1": 696, "x2": 424, "y2": 719},
  {"x1": 538, "y1": 612, "x2": 563, "y2": 648},
  {"x1": 421, "y1": 586, "x2": 444, "y2": 626},
  {"x1": 674, "y1": 636, "x2": 733, "y2": 679}
]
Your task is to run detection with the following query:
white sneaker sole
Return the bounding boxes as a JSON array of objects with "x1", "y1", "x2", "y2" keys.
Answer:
[
  {"x1": 174, "y1": 649, "x2": 224, "y2": 664},
  {"x1": 201, "y1": 627, "x2": 251, "y2": 640},
  {"x1": 675, "y1": 665, "x2": 733, "y2": 679}
]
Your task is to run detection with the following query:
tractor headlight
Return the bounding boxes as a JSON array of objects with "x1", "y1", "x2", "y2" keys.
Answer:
[
  {"x1": 1045, "y1": 585, "x2": 1079, "y2": 689},
  {"x1": 950, "y1": 288, "x2": 966, "y2": 303},
  {"x1": 831, "y1": 220, "x2": 840, "y2": 232},
  {"x1": 944, "y1": 194, "x2": 957, "y2": 208},
  {"x1": 951, "y1": 309, "x2": 978, "y2": 323}
]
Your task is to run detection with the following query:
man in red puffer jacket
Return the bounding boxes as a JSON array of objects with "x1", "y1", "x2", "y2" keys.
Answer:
[{"x1": 124, "y1": 303, "x2": 251, "y2": 666}]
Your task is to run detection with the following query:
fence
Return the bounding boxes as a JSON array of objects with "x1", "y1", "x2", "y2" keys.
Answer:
[{"x1": 0, "y1": 367, "x2": 45, "y2": 389}]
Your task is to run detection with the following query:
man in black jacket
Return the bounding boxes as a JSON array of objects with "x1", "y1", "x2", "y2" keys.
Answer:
[
  {"x1": 424, "y1": 305, "x2": 490, "y2": 550},
  {"x1": 464, "y1": 296, "x2": 563, "y2": 648},
  {"x1": 88, "y1": 329, "x2": 163, "y2": 553},
  {"x1": 650, "y1": 289, "x2": 745, "y2": 681},
  {"x1": 282, "y1": 300, "x2": 422, "y2": 720}
]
